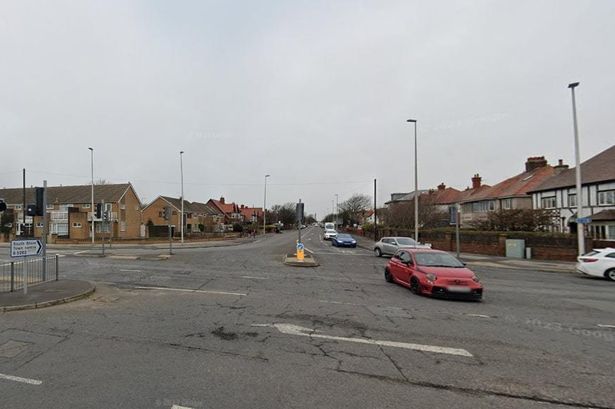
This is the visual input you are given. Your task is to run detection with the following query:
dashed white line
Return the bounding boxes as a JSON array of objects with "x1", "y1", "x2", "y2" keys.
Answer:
[
  {"x1": 120, "y1": 269, "x2": 142, "y2": 273},
  {"x1": 597, "y1": 324, "x2": 615, "y2": 329},
  {"x1": 240, "y1": 275, "x2": 268, "y2": 280},
  {"x1": 253, "y1": 323, "x2": 473, "y2": 357},
  {"x1": 0, "y1": 373, "x2": 43, "y2": 385},
  {"x1": 133, "y1": 286, "x2": 246, "y2": 296},
  {"x1": 171, "y1": 405, "x2": 193, "y2": 409}
]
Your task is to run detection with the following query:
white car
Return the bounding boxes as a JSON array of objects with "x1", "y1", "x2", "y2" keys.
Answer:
[
  {"x1": 577, "y1": 248, "x2": 615, "y2": 281},
  {"x1": 373, "y1": 236, "x2": 431, "y2": 257},
  {"x1": 323, "y1": 229, "x2": 337, "y2": 240}
]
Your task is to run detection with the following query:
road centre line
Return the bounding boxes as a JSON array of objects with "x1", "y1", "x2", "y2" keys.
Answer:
[
  {"x1": 252, "y1": 323, "x2": 473, "y2": 357},
  {"x1": 597, "y1": 324, "x2": 615, "y2": 329},
  {"x1": 120, "y1": 269, "x2": 142, "y2": 272},
  {"x1": 171, "y1": 405, "x2": 193, "y2": 409},
  {"x1": 467, "y1": 314, "x2": 492, "y2": 318},
  {"x1": 240, "y1": 275, "x2": 268, "y2": 280},
  {"x1": 0, "y1": 373, "x2": 43, "y2": 385},
  {"x1": 133, "y1": 286, "x2": 246, "y2": 296}
]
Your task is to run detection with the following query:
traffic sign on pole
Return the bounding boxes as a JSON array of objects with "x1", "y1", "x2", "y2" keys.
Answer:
[
  {"x1": 10, "y1": 239, "x2": 43, "y2": 257},
  {"x1": 576, "y1": 217, "x2": 592, "y2": 224}
]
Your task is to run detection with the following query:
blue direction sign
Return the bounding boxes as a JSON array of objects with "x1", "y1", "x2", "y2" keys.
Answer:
[
  {"x1": 10, "y1": 239, "x2": 43, "y2": 257},
  {"x1": 576, "y1": 217, "x2": 592, "y2": 224},
  {"x1": 296, "y1": 242, "x2": 305, "y2": 251}
]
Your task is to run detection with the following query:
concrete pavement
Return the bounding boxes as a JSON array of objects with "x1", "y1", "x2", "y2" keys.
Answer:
[
  {"x1": 0, "y1": 226, "x2": 614, "y2": 409},
  {"x1": 0, "y1": 279, "x2": 95, "y2": 312}
]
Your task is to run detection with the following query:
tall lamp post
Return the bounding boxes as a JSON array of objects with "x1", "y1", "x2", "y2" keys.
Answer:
[
  {"x1": 180, "y1": 150, "x2": 184, "y2": 244},
  {"x1": 335, "y1": 194, "x2": 339, "y2": 229},
  {"x1": 263, "y1": 174, "x2": 270, "y2": 235},
  {"x1": 407, "y1": 119, "x2": 419, "y2": 242},
  {"x1": 88, "y1": 147, "x2": 94, "y2": 245},
  {"x1": 568, "y1": 82, "x2": 584, "y2": 256}
]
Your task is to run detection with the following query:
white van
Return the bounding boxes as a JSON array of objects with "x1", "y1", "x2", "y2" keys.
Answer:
[{"x1": 324, "y1": 222, "x2": 335, "y2": 231}]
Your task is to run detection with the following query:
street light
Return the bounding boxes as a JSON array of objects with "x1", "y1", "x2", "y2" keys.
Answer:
[
  {"x1": 568, "y1": 82, "x2": 584, "y2": 255},
  {"x1": 88, "y1": 147, "x2": 94, "y2": 245},
  {"x1": 180, "y1": 150, "x2": 184, "y2": 244},
  {"x1": 335, "y1": 194, "x2": 339, "y2": 228},
  {"x1": 407, "y1": 119, "x2": 419, "y2": 242},
  {"x1": 263, "y1": 174, "x2": 270, "y2": 235}
]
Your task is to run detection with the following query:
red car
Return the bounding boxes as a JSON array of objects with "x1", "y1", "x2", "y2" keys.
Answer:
[{"x1": 384, "y1": 248, "x2": 483, "y2": 301}]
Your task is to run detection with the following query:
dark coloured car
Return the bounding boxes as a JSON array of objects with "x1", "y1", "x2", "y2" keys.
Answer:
[{"x1": 332, "y1": 233, "x2": 357, "y2": 248}]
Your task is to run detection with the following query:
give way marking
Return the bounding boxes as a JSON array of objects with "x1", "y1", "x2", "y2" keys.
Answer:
[
  {"x1": 0, "y1": 372, "x2": 42, "y2": 385},
  {"x1": 252, "y1": 323, "x2": 472, "y2": 357}
]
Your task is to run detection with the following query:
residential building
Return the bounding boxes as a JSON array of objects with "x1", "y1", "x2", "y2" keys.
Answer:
[
  {"x1": 141, "y1": 196, "x2": 224, "y2": 235},
  {"x1": 0, "y1": 183, "x2": 142, "y2": 240},
  {"x1": 460, "y1": 157, "x2": 557, "y2": 227},
  {"x1": 239, "y1": 205, "x2": 264, "y2": 224},
  {"x1": 207, "y1": 197, "x2": 243, "y2": 225},
  {"x1": 528, "y1": 145, "x2": 615, "y2": 239}
]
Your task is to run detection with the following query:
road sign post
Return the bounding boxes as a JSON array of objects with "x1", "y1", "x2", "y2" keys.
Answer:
[{"x1": 10, "y1": 239, "x2": 43, "y2": 258}]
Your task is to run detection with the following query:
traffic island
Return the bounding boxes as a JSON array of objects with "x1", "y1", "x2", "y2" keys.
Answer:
[
  {"x1": 283, "y1": 253, "x2": 319, "y2": 267},
  {"x1": 0, "y1": 280, "x2": 96, "y2": 312}
]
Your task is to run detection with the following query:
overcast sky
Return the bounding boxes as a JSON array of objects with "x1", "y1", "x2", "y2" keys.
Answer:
[{"x1": 1, "y1": 0, "x2": 614, "y2": 218}]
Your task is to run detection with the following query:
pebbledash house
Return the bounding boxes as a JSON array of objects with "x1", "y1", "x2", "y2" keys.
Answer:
[{"x1": 528, "y1": 144, "x2": 615, "y2": 240}]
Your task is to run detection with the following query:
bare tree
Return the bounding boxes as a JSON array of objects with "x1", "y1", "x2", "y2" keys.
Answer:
[{"x1": 339, "y1": 194, "x2": 371, "y2": 225}]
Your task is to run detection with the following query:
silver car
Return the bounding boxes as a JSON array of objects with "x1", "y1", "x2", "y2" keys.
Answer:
[{"x1": 373, "y1": 236, "x2": 431, "y2": 257}]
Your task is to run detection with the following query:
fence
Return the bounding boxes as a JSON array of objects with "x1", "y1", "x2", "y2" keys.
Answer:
[{"x1": 0, "y1": 255, "x2": 59, "y2": 293}]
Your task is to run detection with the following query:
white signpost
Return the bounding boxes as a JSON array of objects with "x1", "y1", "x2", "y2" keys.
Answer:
[{"x1": 10, "y1": 239, "x2": 43, "y2": 258}]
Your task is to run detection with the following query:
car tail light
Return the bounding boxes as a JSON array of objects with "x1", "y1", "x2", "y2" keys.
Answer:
[{"x1": 579, "y1": 258, "x2": 598, "y2": 263}]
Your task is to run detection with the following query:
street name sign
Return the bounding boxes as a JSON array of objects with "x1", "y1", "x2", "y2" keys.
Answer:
[
  {"x1": 10, "y1": 239, "x2": 43, "y2": 258},
  {"x1": 576, "y1": 217, "x2": 592, "y2": 224}
]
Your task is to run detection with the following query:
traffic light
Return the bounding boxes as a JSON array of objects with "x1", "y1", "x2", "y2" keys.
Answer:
[
  {"x1": 0, "y1": 200, "x2": 6, "y2": 212},
  {"x1": 95, "y1": 203, "x2": 102, "y2": 219},
  {"x1": 102, "y1": 210, "x2": 109, "y2": 221},
  {"x1": 163, "y1": 206, "x2": 172, "y2": 221},
  {"x1": 35, "y1": 187, "x2": 44, "y2": 216},
  {"x1": 26, "y1": 204, "x2": 37, "y2": 216},
  {"x1": 295, "y1": 202, "x2": 304, "y2": 223}
]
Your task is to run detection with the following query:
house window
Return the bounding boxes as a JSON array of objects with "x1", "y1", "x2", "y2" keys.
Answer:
[
  {"x1": 36, "y1": 222, "x2": 44, "y2": 228},
  {"x1": 501, "y1": 198, "x2": 513, "y2": 210},
  {"x1": 46, "y1": 204, "x2": 54, "y2": 210},
  {"x1": 568, "y1": 194, "x2": 577, "y2": 208},
  {"x1": 83, "y1": 204, "x2": 91, "y2": 208},
  {"x1": 15, "y1": 204, "x2": 22, "y2": 210},
  {"x1": 120, "y1": 221, "x2": 126, "y2": 232},
  {"x1": 72, "y1": 222, "x2": 82, "y2": 228},
  {"x1": 471, "y1": 201, "x2": 496, "y2": 213},
  {"x1": 597, "y1": 190, "x2": 615, "y2": 205},
  {"x1": 541, "y1": 196, "x2": 556, "y2": 209}
]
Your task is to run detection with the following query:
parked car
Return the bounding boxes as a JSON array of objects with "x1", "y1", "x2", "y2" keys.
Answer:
[
  {"x1": 577, "y1": 248, "x2": 615, "y2": 281},
  {"x1": 384, "y1": 248, "x2": 483, "y2": 300},
  {"x1": 373, "y1": 236, "x2": 431, "y2": 257},
  {"x1": 332, "y1": 233, "x2": 357, "y2": 248},
  {"x1": 323, "y1": 229, "x2": 337, "y2": 240}
]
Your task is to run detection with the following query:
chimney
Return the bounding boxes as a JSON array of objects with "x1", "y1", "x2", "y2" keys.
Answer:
[
  {"x1": 471, "y1": 174, "x2": 482, "y2": 189},
  {"x1": 437, "y1": 183, "x2": 446, "y2": 191},
  {"x1": 525, "y1": 156, "x2": 548, "y2": 172},
  {"x1": 220, "y1": 196, "x2": 225, "y2": 204},
  {"x1": 553, "y1": 159, "x2": 569, "y2": 175}
]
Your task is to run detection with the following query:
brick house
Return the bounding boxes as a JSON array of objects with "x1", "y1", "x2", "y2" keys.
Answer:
[
  {"x1": 142, "y1": 196, "x2": 225, "y2": 235},
  {"x1": 0, "y1": 183, "x2": 142, "y2": 240},
  {"x1": 207, "y1": 197, "x2": 243, "y2": 225},
  {"x1": 528, "y1": 145, "x2": 615, "y2": 239},
  {"x1": 459, "y1": 157, "x2": 558, "y2": 227},
  {"x1": 239, "y1": 205, "x2": 264, "y2": 224}
]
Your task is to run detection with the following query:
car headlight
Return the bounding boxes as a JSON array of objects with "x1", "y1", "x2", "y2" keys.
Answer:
[
  {"x1": 426, "y1": 273, "x2": 437, "y2": 282},
  {"x1": 351, "y1": 240, "x2": 356, "y2": 244}
]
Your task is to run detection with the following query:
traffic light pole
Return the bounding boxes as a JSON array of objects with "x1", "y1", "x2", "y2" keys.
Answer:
[
  {"x1": 42, "y1": 180, "x2": 48, "y2": 280},
  {"x1": 101, "y1": 200, "x2": 105, "y2": 256}
]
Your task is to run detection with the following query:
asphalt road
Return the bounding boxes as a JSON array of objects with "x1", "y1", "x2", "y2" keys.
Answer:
[{"x1": 1, "y1": 226, "x2": 614, "y2": 409}]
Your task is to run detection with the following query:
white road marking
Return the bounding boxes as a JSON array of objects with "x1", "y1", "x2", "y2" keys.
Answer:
[
  {"x1": 171, "y1": 405, "x2": 193, "y2": 409},
  {"x1": 304, "y1": 247, "x2": 314, "y2": 254},
  {"x1": 467, "y1": 314, "x2": 491, "y2": 318},
  {"x1": 319, "y1": 300, "x2": 365, "y2": 307},
  {"x1": 597, "y1": 324, "x2": 615, "y2": 329},
  {"x1": 240, "y1": 275, "x2": 268, "y2": 280},
  {"x1": 0, "y1": 373, "x2": 43, "y2": 385},
  {"x1": 119, "y1": 269, "x2": 142, "y2": 272},
  {"x1": 133, "y1": 286, "x2": 246, "y2": 296},
  {"x1": 252, "y1": 323, "x2": 473, "y2": 357}
]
